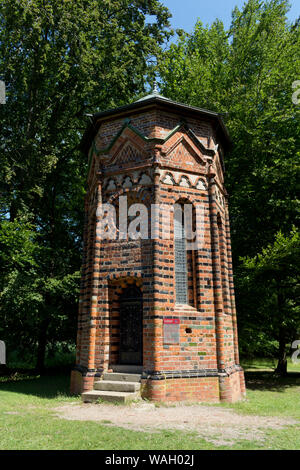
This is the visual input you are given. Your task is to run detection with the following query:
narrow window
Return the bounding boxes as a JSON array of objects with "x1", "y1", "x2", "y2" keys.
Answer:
[
  {"x1": 217, "y1": 214, "x2": 228, "y2": 313},
  {"x1": 174, "y1": 204, "x2": 188, "y2": 304}
]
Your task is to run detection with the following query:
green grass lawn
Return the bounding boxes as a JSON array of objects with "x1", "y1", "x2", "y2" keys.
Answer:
[{"x1": 0, "y1": 361, "x2": 299, "y2": 450}]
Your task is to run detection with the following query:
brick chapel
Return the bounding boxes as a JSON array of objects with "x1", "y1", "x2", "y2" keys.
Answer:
[{"x1": 70, "y1": 89, "x2": 246, "y2": 403}]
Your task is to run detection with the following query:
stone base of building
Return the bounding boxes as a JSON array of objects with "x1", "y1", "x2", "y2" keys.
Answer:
[
  {"x1": 70, "y1": 366, "x2": 245, "y2": 403},
  {"x1": 141, "y1": 367, "x2": 245, "y2": 403},
  {"x1": 70, "y1": 367, "x2": 101, "y2": 396}
]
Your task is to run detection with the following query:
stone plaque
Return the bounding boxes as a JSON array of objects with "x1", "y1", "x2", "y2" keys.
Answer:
[{"x1": 163, "y1": 319, "x2": 180, "y2": 344}]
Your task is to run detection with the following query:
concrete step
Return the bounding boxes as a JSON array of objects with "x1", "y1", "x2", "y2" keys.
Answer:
[
  {"x1": 81, "y1": 390, "x2": 140, "y2": 404},
  {"x1": 103, "y1": 372, "x2": 142, "y2": 383},
  {"x1": 111, "y1": 365, "x2": 143, "y2": 374},
  {"x1": 94, "y1": 380, "x2": 141, "y2": 392}
]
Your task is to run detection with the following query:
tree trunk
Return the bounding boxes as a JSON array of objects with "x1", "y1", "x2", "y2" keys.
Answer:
[
  {"x1": 275, "y1": 283, "x2": 288, "y2": 377},
  {"x1": 9, "y1": 200, "x2": 17, "y2": 222},
  {"x1": 36, "y1": 320, "x2": 48, "y2": 373},
  {"x1": 275, "y1": 326, "x2": 287, "y2": 376}
]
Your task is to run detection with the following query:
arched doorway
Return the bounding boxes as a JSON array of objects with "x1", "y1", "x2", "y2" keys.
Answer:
[{"x1": 119, "y1": 285, "x2": 143, "y2": 365}]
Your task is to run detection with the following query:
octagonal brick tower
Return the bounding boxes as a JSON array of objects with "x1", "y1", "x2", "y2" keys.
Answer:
[{"x1": 70, "y1": 91, "x2": 246, "y2": 402}]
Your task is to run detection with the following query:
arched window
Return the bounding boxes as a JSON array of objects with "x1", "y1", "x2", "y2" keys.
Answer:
[
  {"x1": 174, "y1": 203, "x2": 188, "y2": 304},
  {"x1": 217, "y1": 213, "x2": 228, "y2": 313},
  {"x1": 174, "y1": 200, "x2": 198, "y2": 306}
]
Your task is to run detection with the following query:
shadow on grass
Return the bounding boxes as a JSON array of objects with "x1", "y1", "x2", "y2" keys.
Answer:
[
  {"x1": 0, "y1": 369, "x2": 73, "y2": 399},
  {"x1": 1, "y1": 369, "x2": 300, "y2": 400},
  {"x1": 245, "y1": 370, "x2": 300, "y2": 393}
]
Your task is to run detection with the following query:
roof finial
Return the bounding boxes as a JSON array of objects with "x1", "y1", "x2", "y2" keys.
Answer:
[{"x1": 153, "y1": 79, "x2": 159, "y2": 95}]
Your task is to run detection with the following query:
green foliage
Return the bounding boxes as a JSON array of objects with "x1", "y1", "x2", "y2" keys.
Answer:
[
  {"x1": 0, "y1": 219, "x2": 37, "y2": 272},
  {"x1": 0, "y1": 0, "x2": 171, "y2": 369},
  {"x1": 237, "y1": 228, "x2": 300, "y2": 364},
  {"x1": 0, "y1": 218, "x2": 81, "y2": 365},
  {"x1": 159, "y1": 0, "x2": 300, "y2": 364}
]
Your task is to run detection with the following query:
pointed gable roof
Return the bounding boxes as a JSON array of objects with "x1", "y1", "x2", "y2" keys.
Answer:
[{"x1": 80, "y1": 93, "x2": 231, "y2": 157}]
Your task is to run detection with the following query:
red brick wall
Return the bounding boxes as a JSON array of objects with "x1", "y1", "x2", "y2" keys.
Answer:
[{"x1": 141, "y1": 376, "x2": 220, "y2": 403}]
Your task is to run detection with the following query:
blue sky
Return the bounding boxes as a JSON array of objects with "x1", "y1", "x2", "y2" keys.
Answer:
[{"x1": 160, "y1": 0, "x2": 299, "y2": 32}]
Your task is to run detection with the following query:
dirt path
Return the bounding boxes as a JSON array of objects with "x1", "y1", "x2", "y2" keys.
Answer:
[{"x1": 54, "y1": 402, "x2": 298, "y2": 446}]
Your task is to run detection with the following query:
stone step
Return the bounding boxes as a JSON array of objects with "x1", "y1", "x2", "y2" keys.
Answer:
[
  {"x1": 111, "y1": 365, "x2": 143, "y2": 374},
  {"x1": 94, "y1": 380, "x2": 141, "y2": 392},
  {"x1": 81, "y1": 390, "x2": 140, "y2": 404},
  {"x1": 103, "y1": 372, "x2": 142, "y2": 383}
]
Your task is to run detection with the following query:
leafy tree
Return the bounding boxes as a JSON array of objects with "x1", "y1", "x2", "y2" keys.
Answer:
[
  {"x1": 0, "y1": 0, "x2": 171, "y2": 370},
  {"x1": 238, "y1": 228, "x2": 300, "y2": 375},
  {"x1": 0, "y1": 217, "x2": 80, "y2": 370},
  {"x1": 159, "y1": 0, "x2": 300, "y2": 367}
]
